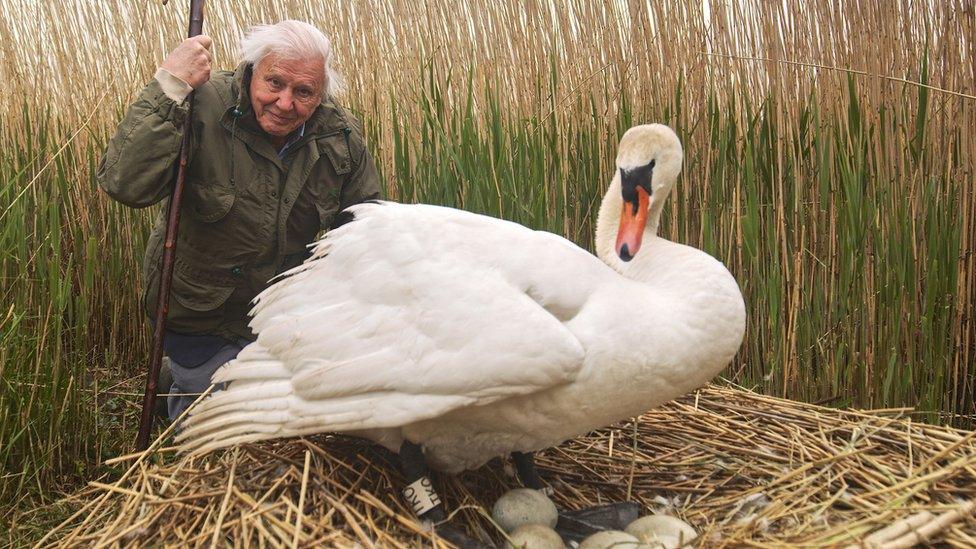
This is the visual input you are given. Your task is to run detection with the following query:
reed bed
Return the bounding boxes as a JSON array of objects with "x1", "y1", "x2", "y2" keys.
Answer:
[
  {"x1": 26, "y1": 385, "x2": 976, "y2": 547},
  {"x1": 1, "y1": 0, "x2": 973, "y2": 525}
]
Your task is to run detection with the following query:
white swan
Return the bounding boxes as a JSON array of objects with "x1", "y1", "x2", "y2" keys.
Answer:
[{"x1": 176, "y1": 124, "x2": 746, "y2": 475}]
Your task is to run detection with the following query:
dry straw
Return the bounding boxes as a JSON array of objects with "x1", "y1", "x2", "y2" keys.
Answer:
[{"x1": 34, "y1": 385, "x2": 976, "y2": 547}]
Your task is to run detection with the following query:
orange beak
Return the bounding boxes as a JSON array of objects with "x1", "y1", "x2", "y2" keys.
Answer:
[{"x1": 615, "y1": 186, "x2": 650, "y2": 262}]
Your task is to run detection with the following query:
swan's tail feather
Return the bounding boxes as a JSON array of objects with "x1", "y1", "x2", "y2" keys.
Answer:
[
  {"x1": 176, "y1": 377, "x2": 294, "y2": 454},
  {"x1": 211, "y1": 361, "x2": 291, "y2": 383},
  {"x1": 176, "y1": 382, "x2": 376, "y2": 455},
  {"x1": 177, "y1": 417, "x2": 358, "y2": 455},
  {"x1": 178, "y1": 414, "x2": 288, "y2": 451},
  {"x1": 233, "y1": 344, "x2": 275, "y2": 362},
  {"x1": 181, "y1": 414, "x2": 376, "y2": 456},
  {"x1": 184, "y1": 432, "x2": 273, "y2": 456},
  {"x1": 178, "y1": 411, "x2": 365, "y2": 455},
  {"x1": 181, "y1": 395, "x2": 289, "y2": 427},
  {"x1": 189, "y1": 380, "x2": 292, "y2": 414},
  {"x1": 177, "y1": 394, "x2": 384, "y2": 455}
]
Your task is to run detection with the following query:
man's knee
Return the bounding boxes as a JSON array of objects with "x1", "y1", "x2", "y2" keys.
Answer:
[{"x1": 166, "y1": 340, "x2": 245, "y2": 422}]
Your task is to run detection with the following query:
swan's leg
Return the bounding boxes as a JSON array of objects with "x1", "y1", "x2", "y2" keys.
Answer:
[
  {"x1": 512, "y1": 451, "x2": 544, "y2": 490},
  {"x1": 398, "y1": 441, "x2": 490, "y2": 549},
  {"x1": 512, "y1": 451, "x2": 641, "y2": 544}
]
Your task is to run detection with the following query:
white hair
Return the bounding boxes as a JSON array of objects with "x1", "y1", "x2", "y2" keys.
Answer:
[{"x1": 240, "y1": 20, "x2": 343, "y2": 98}]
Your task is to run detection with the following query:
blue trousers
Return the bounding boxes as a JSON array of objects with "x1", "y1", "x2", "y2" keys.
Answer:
[{"x1": 165, "y1": 334, "x2": 249, "y2": 422}]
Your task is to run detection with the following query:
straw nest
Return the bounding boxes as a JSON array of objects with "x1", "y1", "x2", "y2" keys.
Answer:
[{"x1": 37, "y1": 386, "x2": 976, "y2": 548}]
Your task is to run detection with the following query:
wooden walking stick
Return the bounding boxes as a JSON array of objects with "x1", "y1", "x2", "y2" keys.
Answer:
[{"x1": 136, "y1": 0, "x2": 207, "y2": 451}]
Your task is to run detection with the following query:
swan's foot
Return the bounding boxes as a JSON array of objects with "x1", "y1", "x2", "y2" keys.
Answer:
[
  {"x1": 512, "y1": 452, "x2": 641, "y2": 543},
  {"x1": 400, "y1": 441, "x2": 492, "y2": 549}
]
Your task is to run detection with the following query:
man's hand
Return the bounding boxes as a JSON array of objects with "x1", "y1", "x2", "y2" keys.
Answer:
[{"x1": 160, "y1": 35, "x2": 213, "y2": 89}]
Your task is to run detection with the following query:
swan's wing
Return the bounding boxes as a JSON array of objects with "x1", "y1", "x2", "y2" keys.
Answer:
[{"x1": 177, "y1": 201, "x2": 611, "y2": 453}]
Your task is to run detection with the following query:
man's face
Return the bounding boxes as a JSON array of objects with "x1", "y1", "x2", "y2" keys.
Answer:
[{"x1": 250, "y1": 54, "x2": 325, "y2": 139}]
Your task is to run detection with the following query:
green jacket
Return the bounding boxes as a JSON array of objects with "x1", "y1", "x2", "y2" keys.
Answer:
[{"x1": 98, "y1": 63, "x2": 382, "y2": 342}]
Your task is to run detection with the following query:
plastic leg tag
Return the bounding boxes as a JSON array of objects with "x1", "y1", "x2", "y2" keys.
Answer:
[{"x1": 403, "y1": 476, "x2": 442, "y2": 516}]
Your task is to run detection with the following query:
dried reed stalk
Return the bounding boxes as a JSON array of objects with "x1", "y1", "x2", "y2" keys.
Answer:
[{"x1": 34, "y1": 386, "x2": 976, "y2": 547}]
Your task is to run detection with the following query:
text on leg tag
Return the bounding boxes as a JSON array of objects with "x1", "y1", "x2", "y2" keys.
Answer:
[{"x1": 403, "y1": 476, "x2": 442, "y2": 516}]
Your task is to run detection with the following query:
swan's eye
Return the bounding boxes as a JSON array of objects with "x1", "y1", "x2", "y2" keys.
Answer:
[{"x1": 643, "y1": 159, "x2": 657, "y2": 192}]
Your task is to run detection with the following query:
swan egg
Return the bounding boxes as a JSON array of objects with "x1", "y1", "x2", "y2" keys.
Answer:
[
  {"x1": 492, "y1": 488, "x2": 559, "y2": 533},
  {"x1": 625, "y1": 515, "x2": 697, "y2": 547},
  {"x1": 578, "y1": 530, "x2": 641, "y2": 549},
  {"x1": 505, "y1": 523, "x2": 564, "y2": 549}
]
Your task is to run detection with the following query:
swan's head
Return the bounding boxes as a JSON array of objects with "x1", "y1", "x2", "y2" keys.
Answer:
[{"x1": 608, "y1": 124, "x2": 683, "y2": 262}]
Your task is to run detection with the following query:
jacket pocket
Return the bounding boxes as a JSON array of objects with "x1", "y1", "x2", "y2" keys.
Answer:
[
  {"x1": 317, "y1": 132, "x2": 353, "y2": 176},
  {"x1": 142, "y1": 256, "x2": 237, "y2": 334},
  {"x1": 185, "y1": 178, "x2": 236, "y2": 222},
  {"x1": 171, "y1": 258, "x2": 236, "y2": 312}
]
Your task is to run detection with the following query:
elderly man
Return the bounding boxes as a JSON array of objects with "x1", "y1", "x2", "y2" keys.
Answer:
[{"x1": 98, "y1": 20, "x2": 381, "y2": 421}]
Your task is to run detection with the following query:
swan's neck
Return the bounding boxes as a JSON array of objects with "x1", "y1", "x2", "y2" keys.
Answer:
[
  {"x1": 591, "y1": 174, "x2": 745, "y2": 383},
  {"x1": 594, "y1": 175, "x2": 668, "y2": 271}
]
